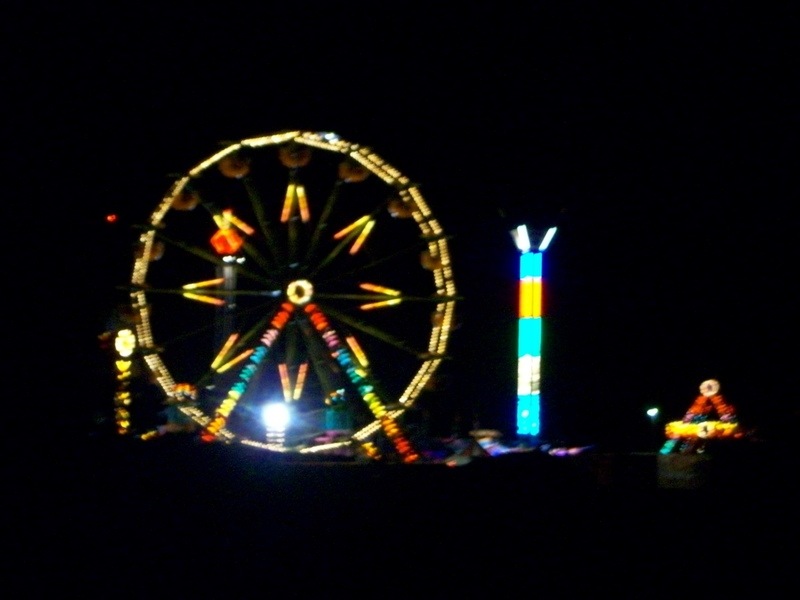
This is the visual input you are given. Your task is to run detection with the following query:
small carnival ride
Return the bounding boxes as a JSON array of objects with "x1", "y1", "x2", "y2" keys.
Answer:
[{"x1": 660, "y1": 379, "x2": 745, "y2": 454}]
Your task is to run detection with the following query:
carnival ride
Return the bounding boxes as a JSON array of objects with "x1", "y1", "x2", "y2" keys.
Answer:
[
  {"x1": 112, "y1": 131, "x2": 458, "y2": 463},
  {"x1": 660, "y1": 379, "x2": 744, "y2": 454},
  {"x1": 511, "y1": 224, "x2": 557, "y2": 438}
]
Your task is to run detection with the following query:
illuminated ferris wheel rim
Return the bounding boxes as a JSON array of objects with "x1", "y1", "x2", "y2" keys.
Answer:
[{"x1": 128, "y1": 130, "x2": 458, "y2": 450}]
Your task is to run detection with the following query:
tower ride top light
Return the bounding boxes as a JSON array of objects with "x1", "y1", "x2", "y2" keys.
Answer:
[
  {"x1": 512, "y1": 225, "x2": 556, "y2": 253},
  {"x1": 512, "y1": 225, "x2": 557, "y2": 438},
  {"x1": 512, "y1": 225, "x2": 532, "y2": 252},
  {"x1": 538, "y1": 227, "x2": 557, "y2": 251}
]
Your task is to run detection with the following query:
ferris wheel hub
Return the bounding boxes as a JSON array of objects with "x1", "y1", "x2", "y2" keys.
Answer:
[{"x1": 286, "y1": 279, "x2": 314, "y2": 305}]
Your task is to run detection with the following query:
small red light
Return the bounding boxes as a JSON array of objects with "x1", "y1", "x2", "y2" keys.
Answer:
[{"x1": 106, "y1": 214, "x2": 118, "y2": 223}]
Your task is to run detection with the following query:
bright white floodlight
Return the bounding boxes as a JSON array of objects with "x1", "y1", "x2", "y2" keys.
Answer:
[
  {"x1": 512, "y1": 225, "x2": 532, "y2": 253},
  {"x1": 538, "y1": 227, "x2": 557, "y2": 251},
  {"x1": 262, "y1": 402, "x2": 290, "y2": 432}
]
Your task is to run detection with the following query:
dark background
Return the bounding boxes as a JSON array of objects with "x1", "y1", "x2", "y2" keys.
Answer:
[
  {"x1": 7, "y1": 4, "x2": 800, "y2": 593},
  {"x1": 12, "y1": 4, "x2": 797, "y2": 448}
]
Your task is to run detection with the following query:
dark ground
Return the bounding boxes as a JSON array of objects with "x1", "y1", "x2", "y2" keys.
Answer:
[{"x1": 12, "y1": 432, "x2": 799, "y2": 595}]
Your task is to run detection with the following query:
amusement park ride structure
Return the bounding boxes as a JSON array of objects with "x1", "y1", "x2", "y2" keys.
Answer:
[
  {"x1": 660, "y1": 379, "x2": 744, "y2": 455},
  {"x1": 110, "y1": 131, "x2": 458, "y2": 463},
  {"x1": 511, "y1": 223, "x2": 557, "y2": 439},
  {"x1": 107, "y1": 131, "x2": 752, "y2": 466}
]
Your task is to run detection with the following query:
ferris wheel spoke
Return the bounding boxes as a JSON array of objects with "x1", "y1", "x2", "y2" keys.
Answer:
[
  {"x1": 307, "y1": 227, "x2": 363, "y2": 278},
  {"x1": 195, "y1": 309, "x2": 276, "y2": 389},
  {"x1": 228, "y1": 308, "x2": 276, "y2": 349},
  {"x1": 284, "y1": 321, "x2": 300, "y2": 370},
  {"x1": 286, "y1": 215, "x2": 302, "y2": 268},
  {"x1": 303, "y1": 179, "x2": 342, "y2": 267},
  {"x1": 149, "y1": 227, "x2": 279, "y2": 289},
  {"x1": 202, "y1": 302, "x2": 295, "y2": 440},
  {"x1": 240, "y1": 239, "x2": 278, "y2": 277},
  {"x1": 315, "y1": 291, "x2": 458, "y2": 305},
  {"x1": 126, "y1": 286, "x2": 282, "y2": 300},
  {"x1": 208, "y1": 257, "x2": 280, "y2": 289},
  {"x1": 151, "y1": 230, "x2": 223, "y2": 265},
  {"x1": 242, "y1": 176, "x2": 286, "y2": 269},
  {"x1": 308, "y1": 205, "x2": 384, "y2": 279},
  {"x1": 303, "y1": 303, "x2": 419, "y2": 462},
  {"x1": 275, "y1": 322, "x2": 315, "y2": 401},
  {"x1": 315, "y1": 238, "x2": 429, "y2": 288},
  {"x1": 316, "y1": 302, "x2": 428, "y2": 359},
  {"x1": 296, "y1": 318, "x2": 345, "y2": 397},
  {"x1": 156, "y1": 318, "x2": 218, "y2": 349}
]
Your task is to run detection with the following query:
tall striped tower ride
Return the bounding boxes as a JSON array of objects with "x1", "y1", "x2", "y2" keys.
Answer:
[{"x1": 513, "y1": 225, "x2": 557, "y2": 438}]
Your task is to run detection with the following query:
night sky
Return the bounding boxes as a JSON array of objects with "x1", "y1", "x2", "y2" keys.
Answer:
[
  {"x1": 10, "y1": 6, "x2": 800, "y2": 595},
  {"x1": 17, "y1": 5, "x2": 798, "y2": 450}
]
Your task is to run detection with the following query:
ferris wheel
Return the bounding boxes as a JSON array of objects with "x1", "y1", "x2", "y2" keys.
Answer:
[{"x1": 124, "y1": 131, "x2": 457, "y2": 463}]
